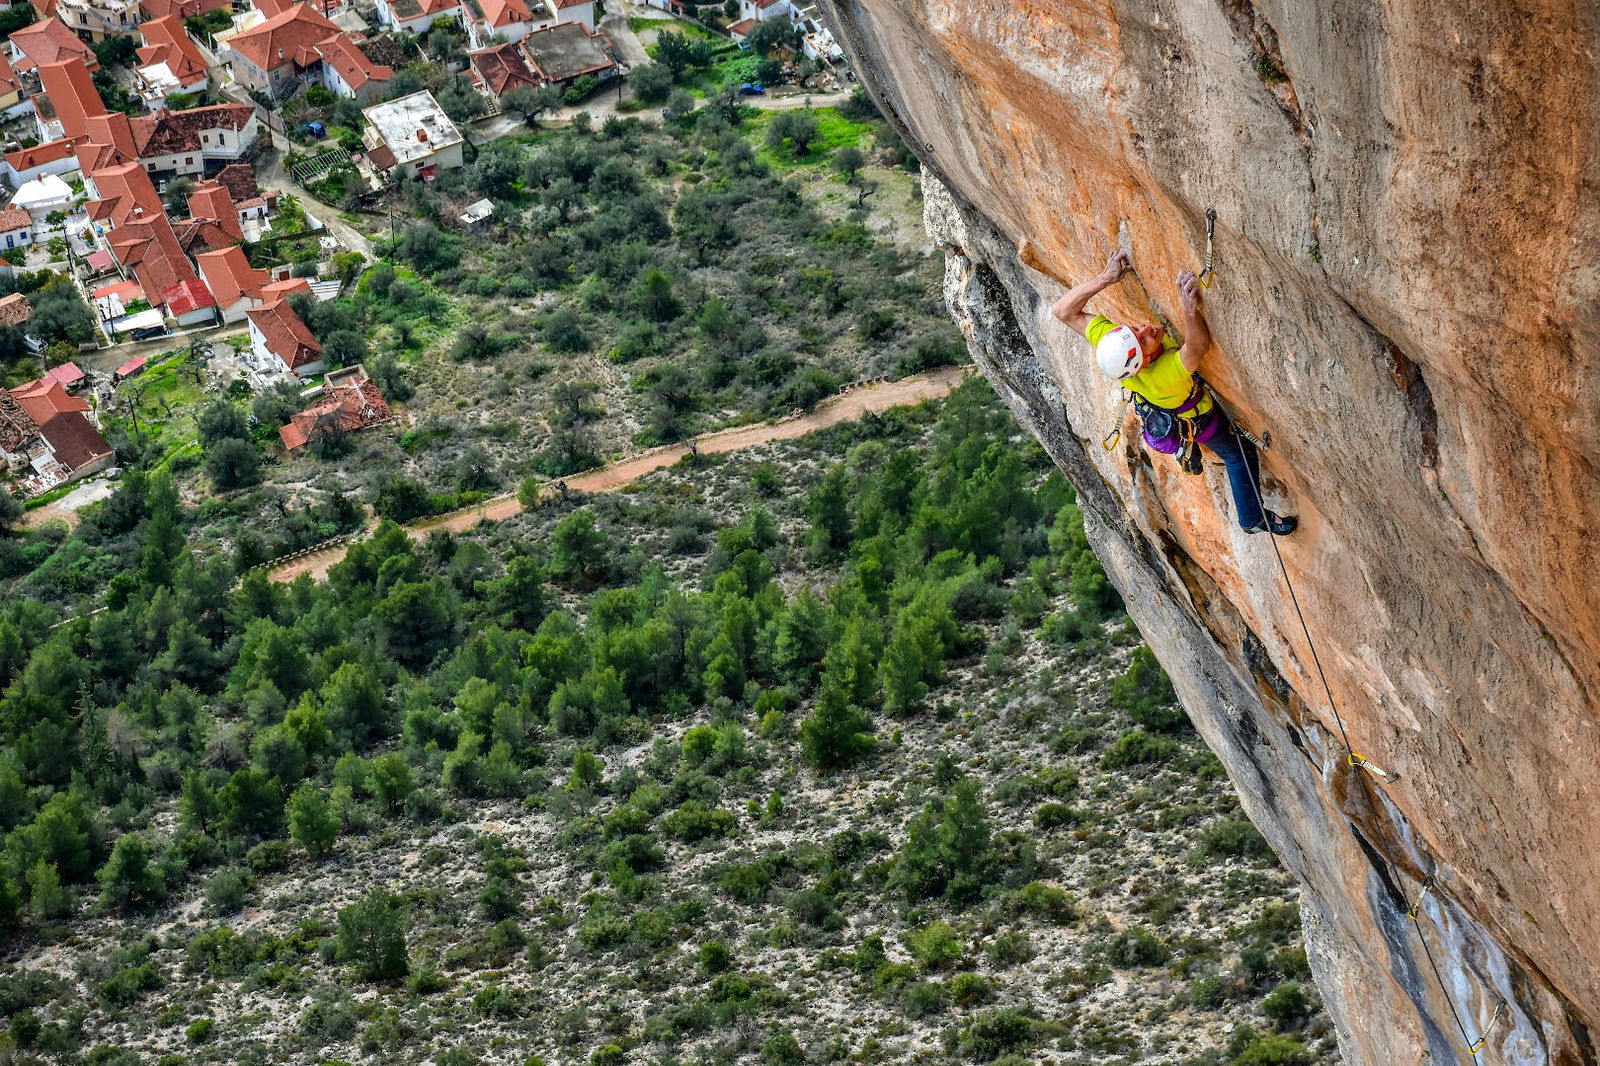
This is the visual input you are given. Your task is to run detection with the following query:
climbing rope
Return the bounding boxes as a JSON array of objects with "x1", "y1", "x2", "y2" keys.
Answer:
[{"x1": 1230, "y1": 440, "x2": 1397, "y2": 781}]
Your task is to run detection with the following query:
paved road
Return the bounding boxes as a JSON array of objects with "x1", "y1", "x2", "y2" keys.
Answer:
[{"x1": 269, "y1": 366, "x2": 971, "y2": 583}]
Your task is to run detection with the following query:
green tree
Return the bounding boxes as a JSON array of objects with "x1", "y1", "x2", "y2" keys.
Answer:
[
  {"x1": 206, "y1": 437, "x2": 262, "y2": 491},
  {"x1": 766, "y1": 111, "x2": 820, "y2": 158},
  {"x1": 799, "y1": 682, "x2": 874, "y2": 771},
  {"x1": 835, "y1": 145, "x2": 865, "y2": 183},
  {"x1": 1110, "y1": 646, "x2": 1183, "y2": 730},
  {"x1": 550, "y1": 509, "x2": 607, "y2": 587},
  {"x1": 374, "y1": 580, "x2": 457, "y2": 668},
  {"x1": 337, "y1": 889, "x2": 410, "y2": 981},
  {"x1": 892, "y1": 777, "x2": 993, "y2": 906},
  {"x1": 653, "y1": 31, "x2": 712, "y2": 76},
  {"x1": 368, "y1": 752, "x2": 414, "y2": 813},
  {"x1": 179, "y1": 769, "x2": 220, "y2": 833},
  {"x1": 96, "y1": 834, "x2": 166, "y2": 912},
  {"x1": 632, "y1": 265, "x2": 681, "y2": 322},
  {"x1": 26, "y1": 860, "x2": 71, "y2": 919},
  {"x1": 630, "y1": 62, "x2": 673, "y2": 103},
  {"x1": 805, "y1": 465, "x2": 852, "y2": 561},
  {"x1": 501, "y1": 84, "x2": 562, "y2": 126},
  {"x1": 196, "y1": 401, "x2": 249, "y2": 446},
  {"x1": 287, "y1": 784, "x2": 338, "y2": 859},
  {"x1": 218, "y1": 766, "x2": 284, "y2": 840}
]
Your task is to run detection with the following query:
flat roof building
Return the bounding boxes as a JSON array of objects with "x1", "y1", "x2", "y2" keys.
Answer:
[{"x1": 361, "y1": 90, "x2": 464, "y2": 177}]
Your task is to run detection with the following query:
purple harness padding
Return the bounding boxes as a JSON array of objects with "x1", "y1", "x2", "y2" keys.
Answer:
[{"x1": 1171, "y1": 383, "x2": 1223, "y2": 444}]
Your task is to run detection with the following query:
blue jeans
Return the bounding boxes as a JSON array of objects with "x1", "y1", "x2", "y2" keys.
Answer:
[{"x1": 1200, "y1": 419, "x2": 1266, "y2": 530}]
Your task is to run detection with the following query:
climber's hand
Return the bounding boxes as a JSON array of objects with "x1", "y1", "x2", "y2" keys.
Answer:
[
  {"x1": 1101, "y1": 250, "x2": 1130, "y2": 284},
  {"x1": 1178, "y1": 271, "x2": 1203, "y2": 316}
]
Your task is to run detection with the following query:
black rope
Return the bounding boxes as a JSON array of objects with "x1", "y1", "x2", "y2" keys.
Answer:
[{"x1": 1413, "y1": 899, "x2": 1480, "y2": 1056}]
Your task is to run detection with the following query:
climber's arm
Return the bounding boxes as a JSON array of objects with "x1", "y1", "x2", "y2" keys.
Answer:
[
  {"x1": 1046, "y1": 250, "x2": 1130, "y2": 337},
  {"x1": 1177, "y1": 270, "x2": 1210, "y2": 372}
]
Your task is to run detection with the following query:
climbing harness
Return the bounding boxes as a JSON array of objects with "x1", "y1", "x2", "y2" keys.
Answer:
[{"x1": 1197, "y1": 206, "x2": 1217, "y2": 289}]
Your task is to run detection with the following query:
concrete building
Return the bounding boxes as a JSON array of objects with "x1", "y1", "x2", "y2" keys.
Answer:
[
  {"x1": 195, "y1": 243, "x2": 268, "y2": 323},
  {"x1": 7, "y1": 17, "x2": 100, "y2": 74},
  {"x1": 225, "y1": 3, "x2": 339, "y2": 96},
  {"x1": 361, "y1": 90, "x2": 464, "y2": 178},
  {"x1": 519, "y1": 20, "x2": 615, "y2": 90},
  {"x1": 0, "y1": 379, "x2": 114, "y2": 492},
  {"x1": 35, "y1": 56, "x2": 106, "y2": 141},
  {"x1": 3, "y1": 138, "x2": 81, "y2": 188},
  {"x1": 34, "y1": 0, "x2": 141, "y2": 41},
  {"x1": 129, "y1": 103, "x2": 259, "y2": 178},
  {"x1": 374, "y1": 0, "x2": 461, "y2": 36}
]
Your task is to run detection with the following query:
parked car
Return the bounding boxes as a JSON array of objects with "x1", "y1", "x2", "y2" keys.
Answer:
[
  {"x1": 304, "y1": 121, "x2": 326, "y2": 137},
  {"x1": 739, "y1": 82, "x2": 766, "y2": 95},
  {"x1": 130, "y1": 325, "x2": 168, "y2": 342}
]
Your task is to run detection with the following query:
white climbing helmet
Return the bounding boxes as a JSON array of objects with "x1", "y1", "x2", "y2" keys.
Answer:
[{"x1": 1095, "y1": 325, "x2": 1144, "y2": 380}]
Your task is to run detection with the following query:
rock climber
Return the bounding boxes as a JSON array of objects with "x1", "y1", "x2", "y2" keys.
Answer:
[{"x1": 1052, "y1": 250, "x2": 1297, "y2": 536}]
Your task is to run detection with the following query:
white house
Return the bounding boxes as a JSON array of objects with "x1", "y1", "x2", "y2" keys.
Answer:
[
  {"x1": 361, "y1": 91, "x2": 465, "y2": 178},
  {"x1": 739, "y1": 0, "x2": 791, "y2": 22},
  {"x1": 375, "y1": 0, "x2": 463, "y2": 36},
  {"x1": 247, "y1": 291, "x2": 324, "y2": 380},
  {"x1": 0, "y1": 205, "x2": 33, "y2": 250},
  {"x1": 130, "y1": 104, "x2": 260, "y2": 179},
  {"x1": 10, "y1": 174, "x2": 75, "y2": 224}
]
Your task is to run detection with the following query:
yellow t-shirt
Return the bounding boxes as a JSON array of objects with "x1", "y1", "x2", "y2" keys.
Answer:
[{"x1": 1086, "y1": 315, "x2": 1212, "y2": 416}]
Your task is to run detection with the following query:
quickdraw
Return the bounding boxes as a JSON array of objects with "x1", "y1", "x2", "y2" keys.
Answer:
[
  {"x1": 1197, "y1": 206, "x2": 1217, "y2": 289},
  {"x1": 1102, "y1": 393, "x2": 1130, "y2": 451}
]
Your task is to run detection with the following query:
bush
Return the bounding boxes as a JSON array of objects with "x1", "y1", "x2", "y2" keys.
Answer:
[
  {"x1": 1233, "y1": 1035, "x2": 1312, "y2": 1066},
  {"x1": 905, "y1": 920, "x2": 962, "y2": 970},
  {"x1": 948, "y1": 972, "x2": 991, "y2": 1007},
  {"x1": 1017, "y1": 881, "x2": 1077, "y2": 923},
  {"x1": 1110, "y1": 647, "x2": 1183, "y2": 730},
  {"x1": 1099, "y1": 728, "x2": 1179, "y2": 769},
  {"x1": 203, "y1": 867, "x2": 252, "y2": 914},
  {"x1": 246, "y1": 840, "x2": 291, "y2": 874},
  {"x1": 961, "y1": 1009, "x2": 1037, "y2": 1061},
  {"x1": 761, "y1": 1030, "x2": 804, "y2": 1065},
  {"x1": 186, "y1": 1018, "x2": 214, "y2": 1044},
  {"x1": 1261, "y1": 981, "x2": 1309, "y2": 1025},
  {"x1": 1033, "y1": 802, "x2": 1081, "y2": 829},
  {"x1": 1106, "y1": 926, "x2": 1169, "y2": 967},
  {"x1": 662, "y1": 800, "x2": 735, "y2": 841},
  {"x1": 1197, "y1": 817, "x2": 1272, "y2": 860}
]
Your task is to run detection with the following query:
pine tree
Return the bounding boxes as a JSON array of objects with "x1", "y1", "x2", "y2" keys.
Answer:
[
  {"x1": 805, "y1": 465, "x2": 852, "y2": 561},
  {"x1": 287, "y1": 785, "x2": 338, "y2": 859},
  {"x1": 96, "y1": 834, "x2": 166, "y2": 911},
  {"x1": 337, "y1": 889, "x2": 409, "y2": 981},
  {"x1": 799, "y1": 682, "x2": 875, "y2": 771}
]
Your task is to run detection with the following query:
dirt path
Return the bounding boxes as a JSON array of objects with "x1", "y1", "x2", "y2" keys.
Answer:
[{"x1": 269, "y1": 366, "x2": 970, "y2": 583}]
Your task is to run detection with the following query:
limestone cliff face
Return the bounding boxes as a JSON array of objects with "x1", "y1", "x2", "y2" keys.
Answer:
[{"x1": 818, "y1": 1, "x2": 1600, "y2": 1063}]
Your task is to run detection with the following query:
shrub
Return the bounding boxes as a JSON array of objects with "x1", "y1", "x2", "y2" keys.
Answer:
[
  {"x1": 1033, "y1": 802, "x2": 1081, "y2": 829},
  {"x1": 948, "y1": 972, "x2": 991, "y2": 1007},
  {"x1": 1261, "y1": 981, "x2": 1309, "y2": 1025},
  {"x1": 336, "y1": 890, "x2": 409, "y2": 981},
  {"x1": 1099, "y1": 728, "x2": 1179, "y2": 769},
  {"x1": 186, "y1": 1018, "x2": 214, "y2": 1044},
  {"x1": 761, "y1": 1030, "x2": 804, "y2": 1065},
  {"x1": 246, "y1": 840, "x2": 291, "y2": 874},
  {"x1": 203, "y1": 867, "x2": 252, "y2": 914},
  {"x1": 662, "y1": 800, "x2": 735, "y2": 842},
  {"x1": 1106, "y1": 926, "x2": 1169, "y2": 967},
  {"x1": 699, "y1": 940, "x2": 730, "y2": 974},
  {"x1": 905, "y1": 920, "x2": 963, "y2": 970},
  {"x1": 1197, "y1": 817, "x2": 1272, "y2": 860},
  {"x1": 1233, "y1": 1035, "x2": 1312, "y2": 1066},
  {"x1": 1110, "y1": 647, "x2": 1184, "y2": 730},
  {"x1": 1017, "y1": 881, "x2": 1076, "y2": 923},
  {"x1": 902, "y1": 980, "x2": 945, "y2": 1017},
  {"x1": 961, "y1": 1009, "x2": 1037, "y2": 1061}
]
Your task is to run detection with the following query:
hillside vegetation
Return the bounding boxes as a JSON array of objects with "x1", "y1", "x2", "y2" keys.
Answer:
[{"x1": 0, "y1": 381, "x2": 1335, "y2": 1066}]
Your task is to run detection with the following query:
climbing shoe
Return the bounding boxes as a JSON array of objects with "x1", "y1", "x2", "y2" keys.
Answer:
[{"x1": 1244, "y1": 511, "x2": 1298, "y2": 536}]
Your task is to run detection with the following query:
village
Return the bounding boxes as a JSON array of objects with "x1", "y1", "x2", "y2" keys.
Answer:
[{"x1": 0, "y1": 0, "x2": 848, "y2": 503}]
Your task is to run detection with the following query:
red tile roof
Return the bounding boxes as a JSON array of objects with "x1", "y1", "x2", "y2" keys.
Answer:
[
  {"x1": 77, "y1": 112, "x2": 139, "y2": 173},
  {"x1": 88, "y1": 161, "x2": 164, "y2": 228},
  {"x1": 0, "y1": 389, "x2": 38, "y2": 451},
  {"x1": 0, "y1": 292, "x2": 32, "y2": 327},
  {"x1": 216, "y1": 163, "x2": 259, "y2": 202},
  {"x1": 0, "y1": 52, "x2": 21, "y2": 98},
  {"x1": 12, "y1": 378, "x2": 89, "y2": 423},
  {"x1": 36, "y1": 410, "x2": 113, "y2": 471},
  {"x1": 0, "y1": 206, "x2": 32, "y2": 233},
  {"x1": 228, "y1": 4, "x2": 340, "y2": 73},
  {"x1": 174, "y1": 216, "x2": 237, "y2": 253},
  {"x1": 163, "y1": 278, "x2": 216, "y2": 316},
  {"x1": 44, "y1": 362, "x2": 85, "y2": 387},
  {"x1": 279, "y1": 372, "x2": 393, "y2": 451},
  {"x1": 186, "y1": 180, "x2": 242, "y2": 239},
  {"x1": 37, "y1": 58, "x2": 108, "y2": 141},
  {"x1": 195, "y1": 244, "x2": 268, "y2": 307},
  {"x1": 252, "y1": 0, "x2": 297, "y2": 16},
  {"x1": 315, "y1": 32, "x2": 392, "y2": 92},
  {"x1": 115, "y1": 356, "x2": 147, "y2": 378},
  {"x1": 8, "y1": 18, "x2": 99, "y2": 73},
  {"x1": 248, "y1": 296, "x2": 321, "y2": 371},
  {"x1": 474, "y1": 0, "x2": 530, "y2": 28},
  {"x1": 5, "y1": 136, "x2": 79, "y2": 175},
  {"x1": 129, "y1": 103, "x2": 255, "y2": 157},
  {"x1": 139, "y1": 0, "x2": 230, "y2": 21},
  {"x1": 92, "y1": 278, "x2": 145, "y2": 304},
  {"x1": 137, "y1": 15, "x2": 211, "y2": 88},
  {"x1": 109, "y1": 215, "x2": 202, "y2": 305},
  {"x1": 470, "y1": 42, "x2": 537, "y2": 96},
  {"x1": 727, "y1": 17, "x2": 756, "y2": 37}
]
